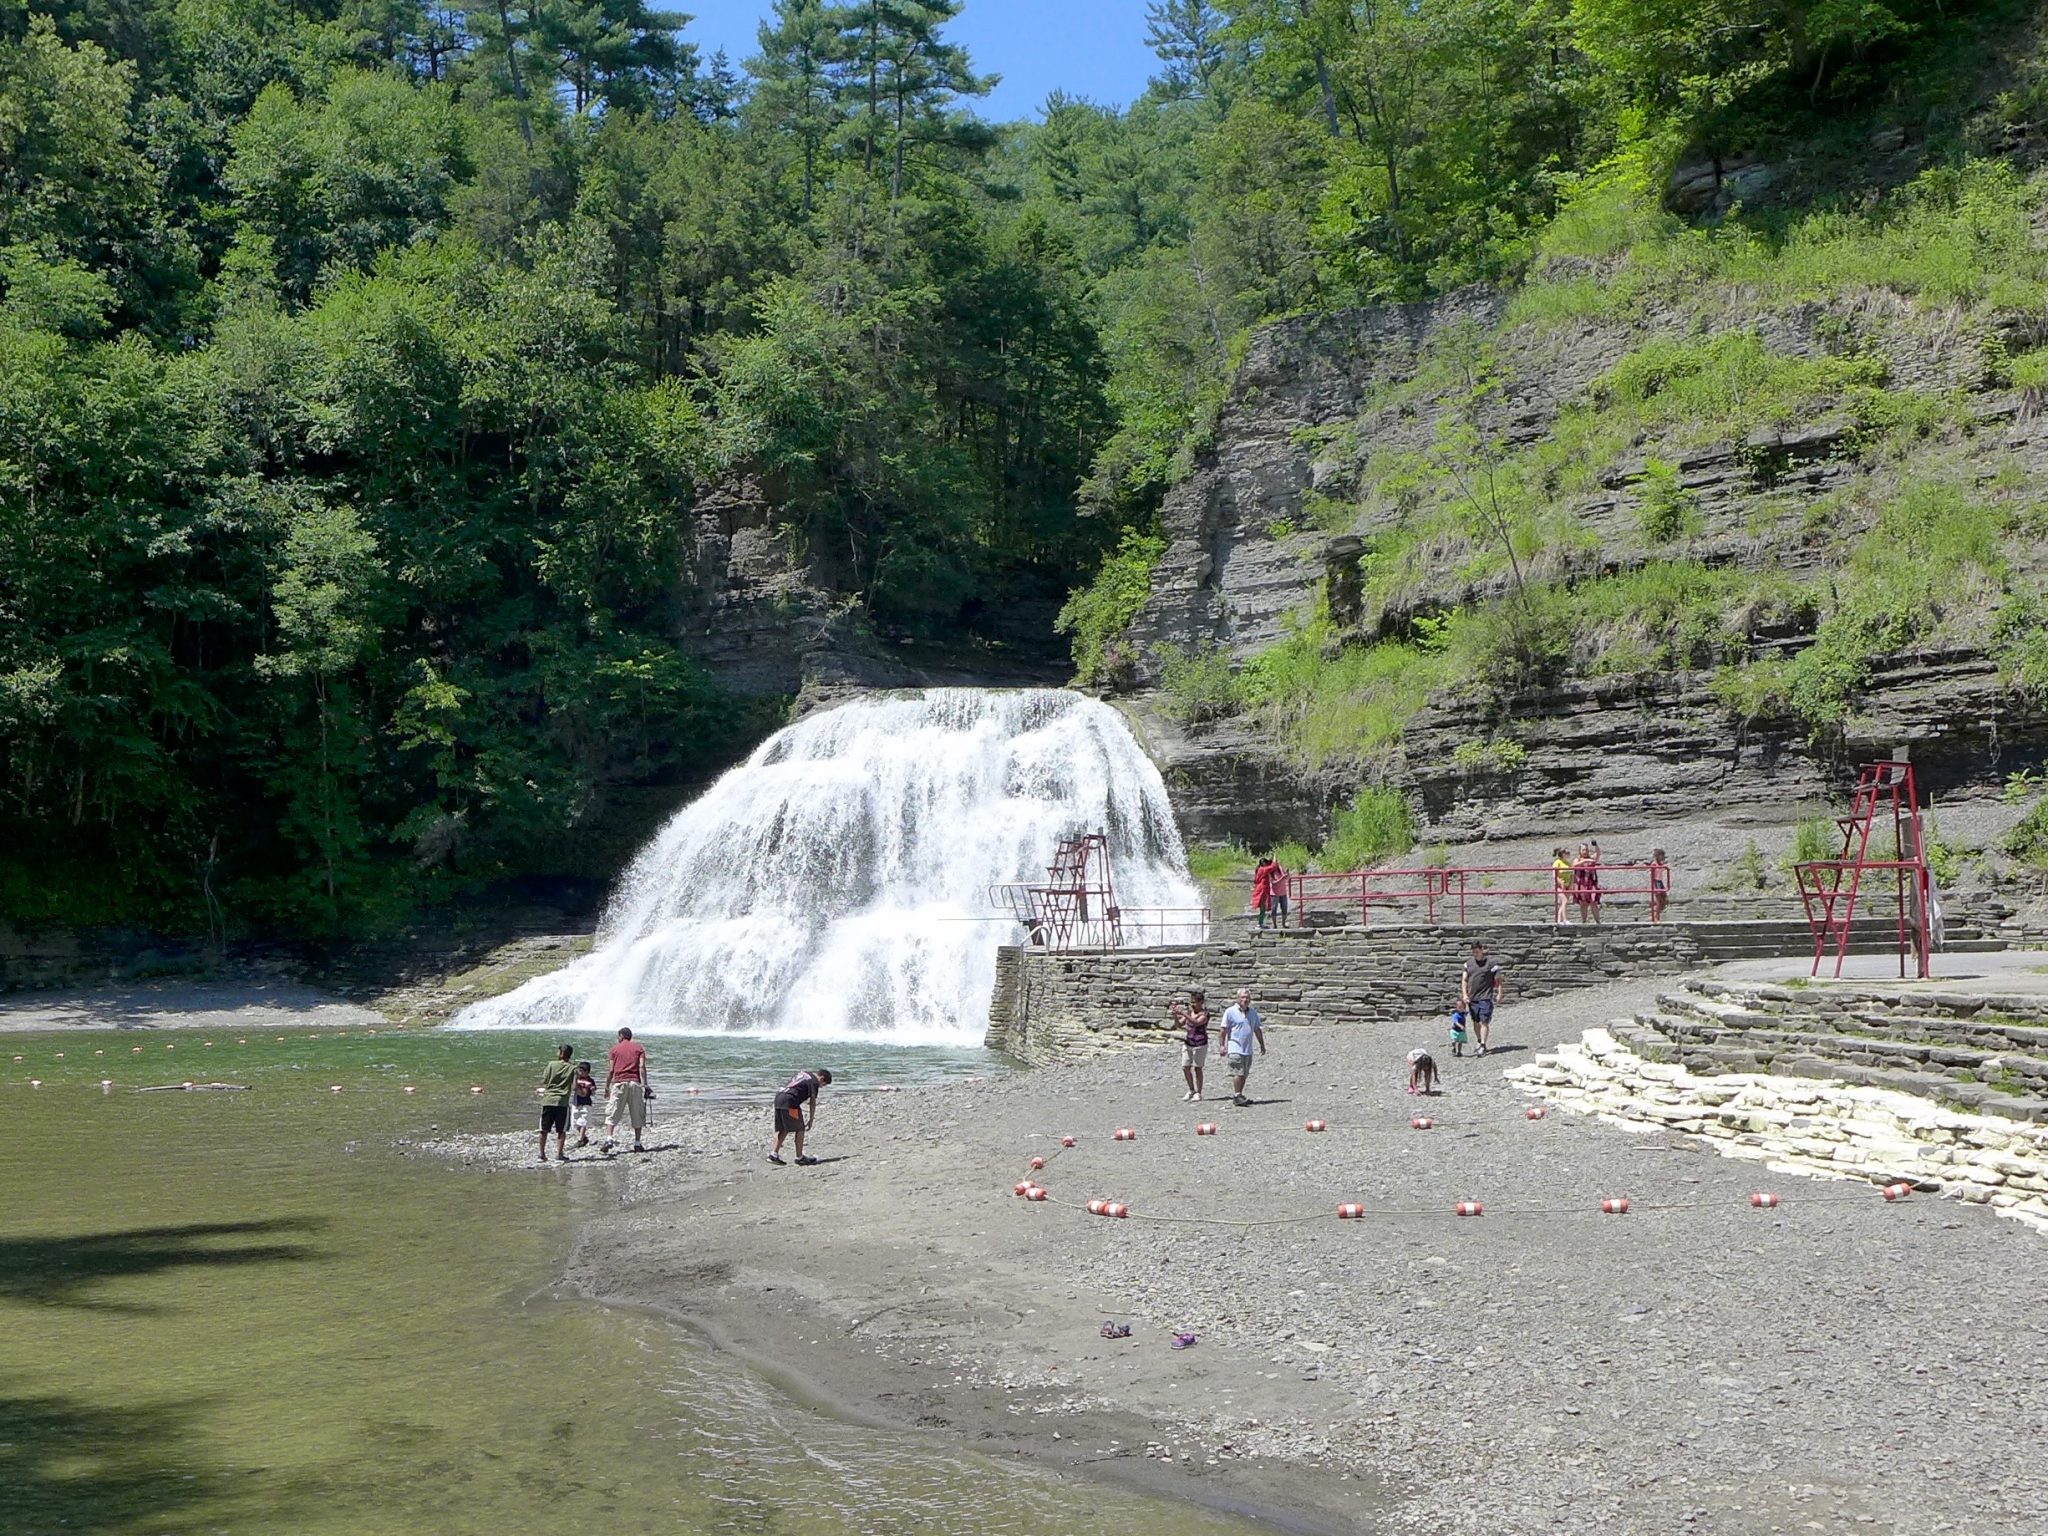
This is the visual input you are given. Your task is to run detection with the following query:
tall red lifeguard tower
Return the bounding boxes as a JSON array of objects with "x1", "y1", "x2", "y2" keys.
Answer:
[
  {"x1": 1792, "y1": 754, "x2": 1934, "y2": 979},
  {"x1": 990, "y1": 833, "x2": 1124, "y2": 951}
]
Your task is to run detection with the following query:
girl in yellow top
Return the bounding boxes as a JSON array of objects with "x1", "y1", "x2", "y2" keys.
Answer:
[{"x1": 1552, "y1": 847, "x2": 1572, "y2": 925}]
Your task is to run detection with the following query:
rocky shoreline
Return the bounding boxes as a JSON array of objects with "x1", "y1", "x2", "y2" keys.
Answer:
[{"x1": 429, "y1": 976, "x2": 2048, "y2": 1536}]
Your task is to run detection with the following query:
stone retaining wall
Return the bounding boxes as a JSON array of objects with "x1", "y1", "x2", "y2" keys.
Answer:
[
  {"x1": 1511, "y1": 1028, "x2": 2048, "y2": 1234},
  {"x1": 984, "y1": 921, "x2": 1839, "y2": 1063}
]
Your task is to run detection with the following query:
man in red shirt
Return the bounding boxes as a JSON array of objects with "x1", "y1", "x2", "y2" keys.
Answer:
[{"x1": 602, "y1": 1026, "x2": 651, "y2": 1153}]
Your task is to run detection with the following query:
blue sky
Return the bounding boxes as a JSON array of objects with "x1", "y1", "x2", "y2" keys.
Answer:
[{"x1": 684, "y1": 1, "x2": 1162, "y2": 121}]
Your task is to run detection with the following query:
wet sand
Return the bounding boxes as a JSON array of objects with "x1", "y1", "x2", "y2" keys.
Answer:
[{"x1": 433, "y1": 976, "x2": 2048, "y2": 1536}]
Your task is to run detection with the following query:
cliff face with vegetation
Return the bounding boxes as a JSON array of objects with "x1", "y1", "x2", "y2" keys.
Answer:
[{"x1": 1104, "y1": 160, "x2": 2048, "y2": 911}]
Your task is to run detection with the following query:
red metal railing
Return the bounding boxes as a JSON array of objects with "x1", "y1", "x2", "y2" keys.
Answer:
[{"x1": 1280, "y1": 863, "x2": 1672, "y2": 928}]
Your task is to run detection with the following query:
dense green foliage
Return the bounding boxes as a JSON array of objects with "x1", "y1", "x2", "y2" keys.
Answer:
[{"x1": 0, "y1": 0, "x2": 1190, "y2": 933}]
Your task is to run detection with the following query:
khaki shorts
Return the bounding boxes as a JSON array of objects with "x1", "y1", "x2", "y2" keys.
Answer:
[
  {"x1": 1181, "y1": 1043, "x2": 1206, "y2": 1070},
  {"x1": 605, "y1": 1080, "x2": 647, "y2": 1136},
  {"x1": 1226, "y1": 1052, "x2": 1252, "y2": 1081}
]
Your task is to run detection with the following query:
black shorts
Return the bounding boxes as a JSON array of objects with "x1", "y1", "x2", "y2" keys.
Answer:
[
  {"x1": 1471, "y1": 998, "x2": 1496, "y2": 1024},
  {"x1": 540, "y1": 1103, "x2": 569, "y2": 1135},
  {"x1": 773, "y1": 1096, "x2": 805, "y2": 1134}
]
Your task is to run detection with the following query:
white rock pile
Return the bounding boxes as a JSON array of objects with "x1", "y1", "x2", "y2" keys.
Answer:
[{"x1": 1510, "y1": 1025, "x2": 2048, "y2": 1233}]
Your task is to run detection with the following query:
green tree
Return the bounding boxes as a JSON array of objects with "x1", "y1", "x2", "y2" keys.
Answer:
[
  {"x1": 226, "y1": 70, "x2": 471, "y2": 303},
  {"x1": 748, "y1": 0, "x2": 846, "y2": 213},
  {"x1": 1145, "y1": 0, "x2": 1236, "y2": 110}
]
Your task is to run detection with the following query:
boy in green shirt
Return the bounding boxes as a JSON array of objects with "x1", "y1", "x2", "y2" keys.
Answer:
[{"x1": 537, "y1": 1044, "x2": 576, "y2": 1161}]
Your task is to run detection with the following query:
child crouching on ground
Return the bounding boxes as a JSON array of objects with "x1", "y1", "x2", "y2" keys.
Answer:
[{"x1": 1407, "y1": 1047, "x2": 1440, "y2": 1095}]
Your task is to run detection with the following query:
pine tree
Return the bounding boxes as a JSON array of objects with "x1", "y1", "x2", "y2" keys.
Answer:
[
  {"x1": 748, "y1": 0, "x2": 847, "y2": 213},
  {"x1": 837, "y1": 1, "x2": 991, "y2": 201},
  {"x1": 1144, "y1": 0, "x2": 1233, "y2": 108}
]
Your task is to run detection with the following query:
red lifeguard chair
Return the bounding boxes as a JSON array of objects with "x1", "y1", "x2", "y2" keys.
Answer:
[
  {"x1": 990, "y1": 833, "x2": 1123, "y2": 951},
  {"x1": 1793, "y1": 756, "x2": 1933, "y2": 979}
]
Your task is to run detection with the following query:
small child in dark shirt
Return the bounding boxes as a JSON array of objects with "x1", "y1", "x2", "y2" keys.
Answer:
[{"x1": 571, "y1": 1061, "x2": 596, "y2": 1147}]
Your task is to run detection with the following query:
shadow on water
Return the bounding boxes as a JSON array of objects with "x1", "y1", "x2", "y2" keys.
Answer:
[
  {"x1": 0, "y1": 1219, "x2": 325, "y2": 1312},
  {"x1": 0, "y1": 1386, "x2": 236, "y2": 1535}
]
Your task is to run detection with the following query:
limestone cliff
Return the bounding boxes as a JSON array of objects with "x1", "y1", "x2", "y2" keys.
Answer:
[
  {"x1": 1109, "y1": 214, "x2": 2048, "y2": 901},
  {"x1": 673, "y1": 472, "x2": 1066, "y2": 713}
]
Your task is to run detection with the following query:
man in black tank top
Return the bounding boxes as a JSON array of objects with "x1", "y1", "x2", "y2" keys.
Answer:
[{"x1": 770, "y1": 1067, "x2": 834, "y2": 1166}]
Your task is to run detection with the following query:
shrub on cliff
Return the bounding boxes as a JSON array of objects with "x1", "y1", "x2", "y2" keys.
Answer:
[
  {"x1": 1321, "y1": 788, "x2": 1418, "y2": 870},
  {"x1": 1056, "y1": 528, "x2": 1166, "y2": 688}
]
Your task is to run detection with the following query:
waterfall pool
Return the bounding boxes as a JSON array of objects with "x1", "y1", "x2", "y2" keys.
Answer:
[{"x1": 0, "y1": 1027, "x2": 1255, "y2": 1536}]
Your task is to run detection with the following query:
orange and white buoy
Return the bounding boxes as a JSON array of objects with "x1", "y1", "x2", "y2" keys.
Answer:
[
  {"x1": 1105, "y1": 1202, "x2": 1129, "y2": 1219},
  {"x1": 470, "y1": 1085, "x2": 484, "y2": 1095},
  {"x1": 1749, "y1": 1191, "x2": 1779, "y2": 1208},
  {"x1": 330, "y1": 1085, "x2": 343, "y2": 1093},
  {"x1": 1113, "y1": 1127, "x2": 1136, "y2": 1142},
  {"x1": 1061, "y1": 1135, "x2": 1076, "y2": 1148},
  {"x1": 403, "y1": 1086, "x2": 417, "y2": 1094},
  {"x1": 1411, "y1": 1116, "x2": 1434, "y2": 1130},
  {"x1": 1336, "y1": 1203, "x2": 1366, "y2": 1220},
  {"x1": 1599, "y1": 1197, "x2": 1630, "y2": 1215},
  {"x1": 1195, "y1": 1123, "x2": 1218, "y2": 1136},
  {"x1": 1305, "y1": 1119, "x2": 1328, "y2": 1133},
  {"x1": 1525, "y1": 1106, "x2": 1547, "y2": 1120},
  {"x1": 1454, "y1": 1201, "x2": 1483, "y2": 1217},
  {"x1": 1026, "y1": 1186, "x2": 1049, "y2": 1202},
  {"x1": 1883, "y1": 1181, "x2": 1913, "y2": 1201},
  {"x1": 1029, "y1": 1156, "x2": 1045, "y2": 1170}
]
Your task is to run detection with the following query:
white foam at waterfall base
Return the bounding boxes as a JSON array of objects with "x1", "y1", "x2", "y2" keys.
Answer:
[{"x1": 449, "y1": 689, "x2": 1203, "y2": 1046}]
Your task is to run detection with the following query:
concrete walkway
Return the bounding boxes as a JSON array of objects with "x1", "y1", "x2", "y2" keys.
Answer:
[{"x1": 1713, "y1": 947, "x2": 2048, "y2": 992}]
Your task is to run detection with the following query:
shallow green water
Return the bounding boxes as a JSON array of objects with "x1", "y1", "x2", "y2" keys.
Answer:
[{"x1": 1, "y1": 1029, "x2": 1258, "y2": 1536}]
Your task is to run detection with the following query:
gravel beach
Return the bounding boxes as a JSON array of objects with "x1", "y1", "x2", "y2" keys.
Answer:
[{"x1": 429, "y1": 978, "x2": 2048, "y2": 1536}]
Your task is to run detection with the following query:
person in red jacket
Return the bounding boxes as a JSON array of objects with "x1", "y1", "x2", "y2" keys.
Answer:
[{"x1": 1251, "y1": 856, "x2": 1277, "y2": 930}]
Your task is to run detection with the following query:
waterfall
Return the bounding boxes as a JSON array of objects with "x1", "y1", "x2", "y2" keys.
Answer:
[{"x1": 449, "y1": 689, "x2": 1201, "y2": 1045}]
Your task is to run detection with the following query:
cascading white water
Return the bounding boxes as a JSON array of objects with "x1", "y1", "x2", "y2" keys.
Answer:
[{"x1": 449, "y1": 689, "x2": 1201, "y2": 1045}]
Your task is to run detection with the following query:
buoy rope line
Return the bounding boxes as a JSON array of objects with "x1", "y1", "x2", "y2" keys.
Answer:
[{"x1": 1011, "y1": 1122, "x2": 1927, "y2": 1225}]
